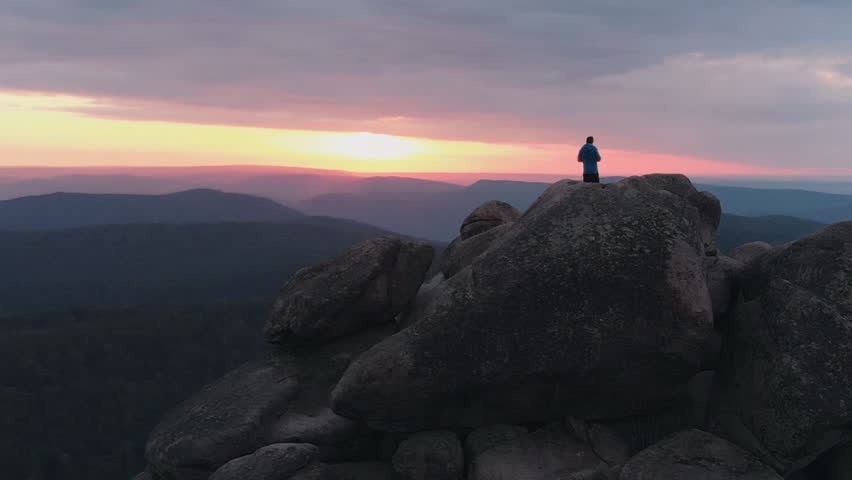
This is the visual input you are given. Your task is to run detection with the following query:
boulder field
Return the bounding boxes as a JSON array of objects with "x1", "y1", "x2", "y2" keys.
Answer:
[{"x1": 138, "y1": 175, "x2": 851, "y2": 480}]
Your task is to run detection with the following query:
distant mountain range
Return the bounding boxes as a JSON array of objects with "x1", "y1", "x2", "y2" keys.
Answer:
[
  {"x1": 3, "y1": 170, "x2": 851, "y2": 227},
  {"x1": 299, "y1": 180, "x2": 550, "y2": 240},
  {"x1": 299, "y1": 178, "x2": 851, "y2": 241},
  {"x1": 695, "y1": 184, "x2": 852, "y2": 224},
  {"x1": 0, "y1": 178, "x2": 843, "y2": 313},
  {"x1": 0, "y1": 174, "x2": 196, "y2": 199},
  {"x1": 0, "y1": 189, "x2": 302, "y2": 230},
  {"x1": 0, "y1": 171, "x2": 464, "y2": 204}
]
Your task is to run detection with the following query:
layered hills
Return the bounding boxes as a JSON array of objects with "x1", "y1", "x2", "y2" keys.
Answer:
[{"x1": 296, "y1": 178, "x2": 847, "y2": 242}]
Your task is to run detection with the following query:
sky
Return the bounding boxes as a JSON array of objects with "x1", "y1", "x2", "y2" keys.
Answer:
[{"x1": 2, "y1": 0, "x2": 852, "y2": 177}]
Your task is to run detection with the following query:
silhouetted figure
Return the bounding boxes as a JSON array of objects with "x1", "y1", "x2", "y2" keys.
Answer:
[{"x1": 577, "y1": 136, "x2": 601, "y2": 183}]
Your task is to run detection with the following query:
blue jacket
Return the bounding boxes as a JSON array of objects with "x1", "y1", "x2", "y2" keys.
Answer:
[{"x1": 577, "y1": 144, "x2": 601, "y2": 174}]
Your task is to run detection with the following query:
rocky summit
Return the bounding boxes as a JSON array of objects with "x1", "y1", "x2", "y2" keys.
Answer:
[{"x1": 139, "y1": 175, "x2": 852, "y2": 480}]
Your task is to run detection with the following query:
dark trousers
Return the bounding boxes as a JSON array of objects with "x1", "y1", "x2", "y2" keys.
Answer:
[{"x1": 583, "y1": 173, "x2": 600, "y2": 183}]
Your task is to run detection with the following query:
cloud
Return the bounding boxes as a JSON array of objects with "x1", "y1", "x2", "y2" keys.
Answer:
[{"x1": 2, "y1": 0, "x2": 852, "y2": 169}]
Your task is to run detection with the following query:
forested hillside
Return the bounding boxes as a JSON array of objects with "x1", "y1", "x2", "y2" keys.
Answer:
[
  {"x1": 0, "y1": 302, "x2": 268, "y2": 480},
  {"x1": 0, "y1": 217, "x2": 407, "y2": 479},
  {"x1": 0, "y1": 218, "x2": 393, "y2": 313}
]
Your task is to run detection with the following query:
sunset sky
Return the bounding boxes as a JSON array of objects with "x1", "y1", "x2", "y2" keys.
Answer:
[{"x1": 2, "y1": 1, "x2": 852, "y2": 177}]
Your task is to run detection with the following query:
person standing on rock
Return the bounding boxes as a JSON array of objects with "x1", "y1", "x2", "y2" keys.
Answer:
[{"x1": 577, "y1": 136, "x2": 602, "y2": 183}]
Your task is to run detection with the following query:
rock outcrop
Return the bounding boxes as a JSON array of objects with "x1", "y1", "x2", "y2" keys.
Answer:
[
  {"x1": 463, "y1": 425, "x2": 529, "y2": 470},
  {"x1": 265, "y1": 237, "x2": 433, "y2": 345},
  {"x1": 703, "y1": 255, "x2": 743, "y2": 325},
  {"x1": 145, "y1": 356, "x2": 301, "y2": 480},
  {"x1": 209, "y1": 443, "x2": 320, "y2": 480},
  {"x1": 809, "y1": 442, "x2": 852, "y2": 479},
  {"x1": 441, "y1": 223, "x2": 512, "y2": 279},
  {"x1": 332, "y1": 175, "x2": 720, "y2": 431},
  {"x1": 438, "y1": 200, "x2": 522, "y2": 279},
  {"x1": 709, "y1": 223, "x2": 852, "y2": 474},
  {"x1": 265, "y1": 407, "x2": 373, "y2": 461},
  {"x1": 748, "y1": 222, "x2": 852, "y2": 315},
  {"x1": 140, "y1": 175, "x2": 852, "y2": 480},
  {"x1": 146, "y1": 325, "x2": 395, "y2": 479},
  {"x1": 324, "y1": 461, "x2": 395, "y2": 480},
  {"x1": 618, "y1": 429, "x2": 781, "y2": 479},
  {"x1": 566, "y1": 419, "x2": 631, "y2": 467},
  {"x1": 469, "y1": 423, "x2": 610, "y2": 480},
  {"x1": 392, "y1": 430, "x2": 464, "y2": 480},
  {"x1": 460, "y1": 200, "x2": 521, "y2": 240},
  {"x1": 729, "y1": 241, "x2": 772, "y2": 265}
]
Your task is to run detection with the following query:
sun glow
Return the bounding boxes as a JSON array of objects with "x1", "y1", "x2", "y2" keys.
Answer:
[
  {"x1": 0, "y1": 92, "x2": 529, "y2": 171},
  {"x1": 320, "y1": 132, "x2": 423, "y2": 159}
]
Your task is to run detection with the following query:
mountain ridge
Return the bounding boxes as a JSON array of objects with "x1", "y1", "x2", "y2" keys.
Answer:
[{"x1": 0, "y1": 188, "x2": 303, "y2": 230}]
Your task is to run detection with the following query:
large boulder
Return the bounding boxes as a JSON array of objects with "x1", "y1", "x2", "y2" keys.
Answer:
[
  {"x1": 263, "y1": 326, "x2": 394, "y2": 461},
  {"x1": 598, "y1": 401, "x2": 696, "y2": 456},
  {"x1": 703, "y1": 255, "x2": 743, "y2": 325},
  {"x1": 710, "y1": 280, "x2": 852, "y2": 473},
  {"x1": 209, "y1": 443, "x2": 320, "y2": 480},
  {"x1": 729, "y1": 241, "x2": 772, "y2": 265},
  {"x1": 541, "y1": 471, "x2": 613, "y2": 480},
  {"x1": 570, "y1": 379, "x2": 706, "y2": 475},
  {"x1": 440, "y1": 200, "x2": 521, "y2": 279},
  {"x1": 748, "y1": 222, "x2": 851, "y2": 315},
  {"x1": 688, "y1": 370, "x2": 716, "y2": 427},
  {"x1": 332, "y1": 175, "x2": 720, "y2": 431},
  {"x1": 469, "y1": 423, "x2": 610, "y2": 480},
  {"x1": 266, "y1": 237, "x2": 433, "y2": 345},
  {"x1": 441, "y1": 223, "x2": 513, "y2": 279},
  {"x1": 586, "y1": 370, "x2": 714, "y2": 457},
  {"x1": 266, "y1": 407, "x2": 374, "y2": 461},
  {"x1": 542, "y1": 471, "x2": 614, "y2": 480},
  {"x1": 288, "y1": 463, "x2": 329, "y2": 479},
  {"x1": 391, "y1": 430, "x2": 463, "y2": 480},
  {"x1": 145, "y1": 355, "x2": 301, "y2": 480},
  {"x1": 809, "y1": 442, "x2": 852, "y2": 479},
  {"x1": 710, "y1": 223, "x2": 852, "y2": 474},
  {"x1": 642, "y1": 174, "x2": 721, "y2": 256},
  {"x1": 566, "y1": 419, "x2": 631, "y2": 466},
  {"x1": 826, "y1": 445, "x2": 852, "y2": 480},
  {"x1": 324, "y1": 462, "x2": 394, "y2": 480},
  {"x1": 618, "y1": 430, "x2": 781, "y2": 479},
  {"x1": 464, "y1": 425, "x2": 529, "y2": 470},
  {"x1": 460, "y1": 200, "x2": 521, "y2": 240},
  {"x1": 147, "y1": 325, "x2": 394, "y2": 480},
  {"x1": 278, "y1": 461, "x2": 397, "y2": 480},
  {"x1": 401, "y1": 273, "x2": 447, "y2": 329},
  {"x1": 268, "y1": 408, "x2": 359, "y2": 445}
]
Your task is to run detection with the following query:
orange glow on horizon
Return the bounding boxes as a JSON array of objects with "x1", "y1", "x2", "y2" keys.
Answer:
[
  {"x1": 0, "y1": 91, "x2": 539, "y2": 172},
  {"x1": 3, "y1": 90, "x2": 852, "y2": 178},
  {"x1": 317, "y1": 132, "x2": 423, "y2": 160}
]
